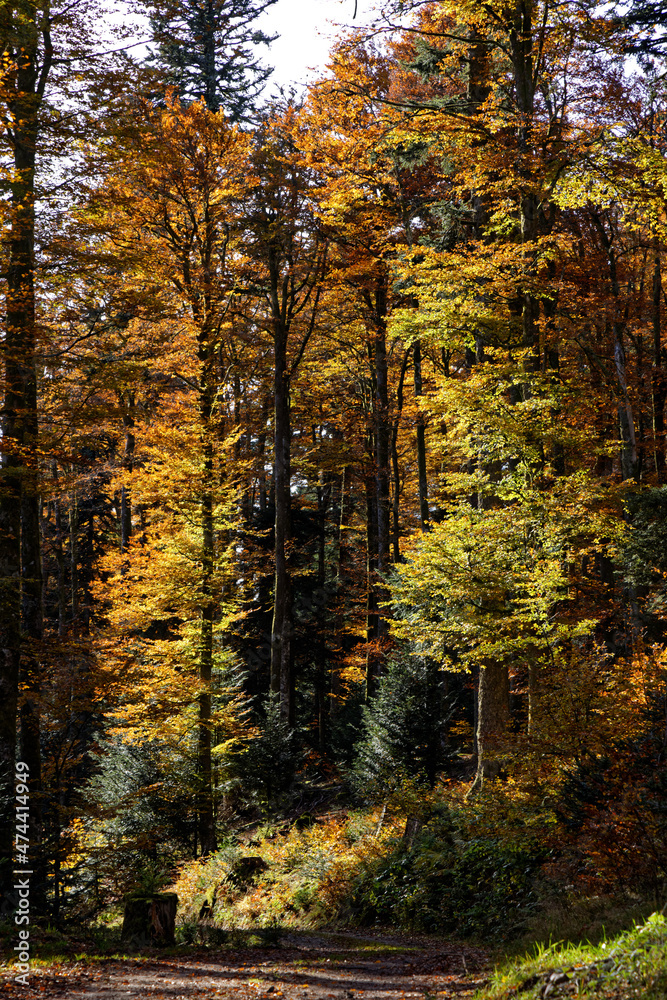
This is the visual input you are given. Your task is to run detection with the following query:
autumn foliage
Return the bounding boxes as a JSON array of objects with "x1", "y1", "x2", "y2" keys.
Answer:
[{"x1": 4, "y1": 0, "x2": 667, "y2": 939}]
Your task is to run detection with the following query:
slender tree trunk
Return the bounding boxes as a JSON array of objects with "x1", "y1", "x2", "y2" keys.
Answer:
[
  {"x1": 591, "y1": 216, "x2": 639, "y2": 481},
  {"x1": 257, "y1": 396, "x2": 270, "y2": 516},
  {"x1": 203, "y1": 0, "x2": 217, "y2": 111},
  {"x1": 198, "y1": 461, "x2": 216, "y2": 855},
  {"x1": 315, "y1": 471, "x2": 328, "y2": 750},
  {"x1": 197, "y1": 350, "x2": 217, "y2": 855},
  {"x1": 364, "y1": 278, "x2": 391, "y2": 699},
  {"x1": 391, "y1": 436, "x2": 401, "y2": 562},
  {"x1": 365, "y1": 466, "x2": 379, "y2": 701},
  {"x1": 374, "y1": 308, "x2": 391, "y2": 575},
  {"x1": 20, "y1": 476, "x2": 44, "y2": 907},
  {"x1": 120, "y1": 403, "x2": 135, "y2": 553},
  {"x1": 70, "y1": 493, "x2": 79, "y2": 622},
  {"x1": 271, "y1": 330, "x2": 294, "y2": 725},
  {"x1": 54, "y1": 492, "x2": 67, "y2": 637},
  {"x1": 390, "y1": 348, "x2": 410, "y2": 560},
  {"x1": 413, "y1": 341, "x2": 429, "y2": 528},
  {"x1": 0, "y1": 12, "x2": 50, "y2": 902},
  {"x1": 0, "y1": 454, "x2": 21, "y2": 904},
  {"x1": 653, "y1": 250, "x2": 666, "y2": 482}
]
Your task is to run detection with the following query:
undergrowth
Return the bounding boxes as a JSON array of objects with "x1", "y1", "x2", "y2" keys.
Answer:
[
  {"x1": 479, "y1": 911, "x2": 667, "y2": 999},
  {"x1": 171, "y1": 798, "x2": 543, "y2": 939}
]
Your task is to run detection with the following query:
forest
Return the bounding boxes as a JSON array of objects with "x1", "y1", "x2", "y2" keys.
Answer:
[{"x1": 3, "y1": 0, "x2": 667, "y2": 994}]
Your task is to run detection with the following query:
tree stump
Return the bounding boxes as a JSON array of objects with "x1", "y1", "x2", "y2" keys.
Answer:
[{"x1": 121, "y1": 892, "x2": 178, "y2": 947}]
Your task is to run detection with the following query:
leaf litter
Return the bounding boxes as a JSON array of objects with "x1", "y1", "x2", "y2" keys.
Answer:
[{"x1": 1, "y1": 930, "x2": 489, "y2": 1000}]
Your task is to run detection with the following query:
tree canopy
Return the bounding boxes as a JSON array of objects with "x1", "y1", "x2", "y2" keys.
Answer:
[{"x1": 3, "y1": 0, "x2": 667, "y2": 940}]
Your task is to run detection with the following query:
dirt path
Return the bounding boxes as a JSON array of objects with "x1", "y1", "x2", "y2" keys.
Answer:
[{"x1": 1, "y1": 931, "x2": 490, "y2": 1000}]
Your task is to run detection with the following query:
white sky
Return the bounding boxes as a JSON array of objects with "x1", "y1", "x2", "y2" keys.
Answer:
[{"x1": 256, "y1": 0, "x2": 377, "y2": 90}]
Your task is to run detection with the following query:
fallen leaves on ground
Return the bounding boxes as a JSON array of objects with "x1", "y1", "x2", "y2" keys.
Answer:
[{"x1": 0, "y1": 930, "x2": 489, "y2": 1000}]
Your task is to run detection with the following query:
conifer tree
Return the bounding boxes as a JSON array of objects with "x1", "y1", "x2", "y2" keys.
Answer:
[{"x1": 143, "y1": 0, "x2": 279, "y2": 119}]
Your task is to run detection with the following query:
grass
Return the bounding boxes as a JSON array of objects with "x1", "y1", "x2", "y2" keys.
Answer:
[{"x1": 477, "y1": 911, "x2": 667, "y2": 999}]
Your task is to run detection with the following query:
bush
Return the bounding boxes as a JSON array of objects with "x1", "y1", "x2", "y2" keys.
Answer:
[{"x1": 351, "y1": 826, "x2": 540, "y2": 938}]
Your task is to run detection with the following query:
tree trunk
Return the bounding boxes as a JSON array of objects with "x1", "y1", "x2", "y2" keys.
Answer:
[
  {"x1": 653, "y1": 250, "x2": 666, "y2": 482},
  {"x1": 374, "y1": 308, "x2": 391, "y2": 575},
  {"x1": 413, "y1": 340, "x2": 429, "y2": 529},
  {"x1": 0, "y1": 14, "x2": 51, "y2": 902},
  {"x1": 198, "y1": 451, "x2": 216, "y2": 855},
  {"x1": 271, "y1": 330, "x2": 294, "y2": 725},
  {"x1": 365, "y1": 468, "x2": 380, "y2": 701},
  {"x1": 19, "y1": 479, "x2": 44, "y2": 908},
  {"x1": 390, "y1": 347, "x2": 410, "y2": 560},
  {"x1": 120, "y1": 403, "x2": 135, "y2": 554},
  {"x1": 197, "y1": 339, "x2": 216, "y2": 856},
  {"x1": 122, "y1": 893, "x2": 178, "y2": 947},
  {"x1": 468, "y1": 660, "x2": 509, "y2": 796}
]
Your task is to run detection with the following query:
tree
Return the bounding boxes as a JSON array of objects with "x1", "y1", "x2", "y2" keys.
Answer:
[
  {"x1": 353, "y1": 650, "x2": 449, "y2": 794},
  {"x1": 306, "y1": 36, "x2": 438, "y2": 696},
  {"x1": 144, "y1": 0, "x2": 279, "y2": 119},
  {"x1": 244, "y1": 102, "x2": 327, "y2": 726},
  {"x1": 0, "y1": 0, "x2": 130, "y2": 908},
  {"x1": 87, "y1": 94, "x2": 253, "y2": 854}
]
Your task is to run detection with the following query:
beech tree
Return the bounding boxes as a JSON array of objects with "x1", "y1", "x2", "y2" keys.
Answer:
[
  {"x1": 84, "y1": 95, "x2": 253, "y2": 855},
  {"x1": 245, "y1": 103, "x2": 328, "y2": 726},
  {"x1": 4, "y1": 0, "x2": 667, "y2": 921}
]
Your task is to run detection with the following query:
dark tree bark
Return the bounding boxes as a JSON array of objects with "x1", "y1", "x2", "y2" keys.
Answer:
[
  {"x1": 120, "y1": 399, "x2": 136, "y2": 554},
  {"x1": 0, "y1": 2, "x2": 52, "y2": 904},
  {"x1": 413, "y1": 340, "x2": 429, "y2": 529},
  {"x1": 270, "y1": 327, "x2": 294, "y2": 723},
  {"x1": 251, "y1": 122, "x2": 326, "y2": 725},
  {"x1": 195, "y1": 319, "x2": 217, "y2": 854},
  {"x1": 653, "y1": 249, "x2": 666, "y2": 481},
  {"x1": 365, "y1": 463, "x2": 380, "y2": 701},
  {"x1": 122, "y1": 893, "x2": 178, "y2": 947},
  {"x1": 390, "y1": 347, "x2": 411, "y2": 560},
  {"x1": 363, "y1": 273, "x2": 392, "y2": 698},
  {"x1": 374, "y1": 299, "x2": 391, "y2": 575}
]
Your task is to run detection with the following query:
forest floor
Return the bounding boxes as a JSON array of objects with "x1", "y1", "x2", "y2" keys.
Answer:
[{"x1": 0, "y1": 929, "x2": 490, "y2": 1000}]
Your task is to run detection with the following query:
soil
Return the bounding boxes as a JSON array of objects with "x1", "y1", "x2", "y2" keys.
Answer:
[{"x1": 0, "y1": 929, "x2": 490, "y2": 1000}]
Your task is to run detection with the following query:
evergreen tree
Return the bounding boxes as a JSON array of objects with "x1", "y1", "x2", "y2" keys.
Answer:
[
  {"x1": 144, "y1": 0, "x2": 279, "y2": 120},
  {"x1": 352, "y1": 652, "x2": 451, "y2": 795}
]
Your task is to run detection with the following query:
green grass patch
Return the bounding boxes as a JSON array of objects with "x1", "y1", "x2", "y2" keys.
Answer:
[{"x1": 477, "y1": 911, "x2": 667, "y2": 999}]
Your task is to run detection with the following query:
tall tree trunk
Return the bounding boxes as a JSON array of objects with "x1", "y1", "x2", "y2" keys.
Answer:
[
  {"x1": 653, "y1": 249, "x2": 666, "y2": 482},
  {"x1": 120, "y1": 401, "x2": 135, "y2": 554},
  {"x1": 365, "y1": 465, "x2": 380, "y2": 701},
  {"x1": 54, "y1": 488, "x2": 67, "y2": 637},
  {"x1": 271, "y1": 330, "x2": 294, "y2": 725},
  {"x1": 374, "y1": 308, "x2": 391, "y2": 575},
  {"x1": 20, "y1": 478, "x2": 44, "y2": 907},
  {"x1": 364, "y1": 277, "x2": 391, "y2": 699},
  {"x1": 197, "y1": 350, "x2": 217, "y2": 855},
  {"x1": 413, "y1": 340, "x2": 429, "y2": 528},
  {"x1": 468, "y1": 660, "x2": 510, "y2": 796},
  {"x1": 203, "y1": 0, "x2": 217, "y2": 111},
  {"x1": 0, "y1": 9, "x2": 51, "y2": 900},
  {"x1": 0, "y1": 448, "x2": 21, "y2": 904},
  {"x1": 390, "y1": 348, "x2": 410, "y2": 560},
  {"x1": 315, "y1": 468, "x2": 329, "y2": 750}
]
